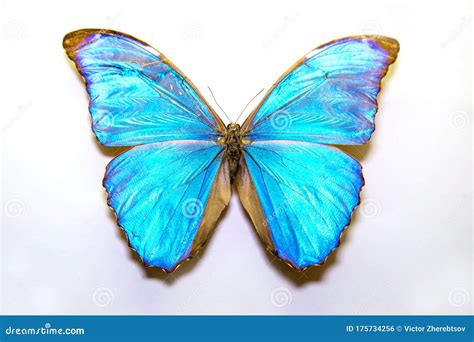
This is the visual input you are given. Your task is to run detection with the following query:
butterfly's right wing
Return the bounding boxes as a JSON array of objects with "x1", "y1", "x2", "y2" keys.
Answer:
[
  {"x1": 104, "y1": 140, "x2": 231, "y2": 272},
  {"x1": 63, "y1": 29, "x2": 225, "y2": 146},
  {"x1": 64, "y1": 29, "x2": 231, "y2": 272}
]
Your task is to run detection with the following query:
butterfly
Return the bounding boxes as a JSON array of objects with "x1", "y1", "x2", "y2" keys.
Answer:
[{"x1": 63, "y1": 29, "x2": 399, "y2": 272}]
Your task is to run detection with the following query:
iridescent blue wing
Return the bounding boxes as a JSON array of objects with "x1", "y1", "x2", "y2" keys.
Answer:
[
  {"x1": 242, "y1": 35, "x2": 399, "y2": 145},
  {"x1": 63, "y1": 29, "x2": 225, "y2": 146},
  {"x1": 236, "y1": 141, "x2": 363, "y2": 270},
  {"x1": 64, "y1": 29, "x2": 230, "y2": 271},
  {"x1": 237, "y1": 36, "x2": 398, "y2": 269},
  {"x1": 104, "y1": 140, "x2": 230, "y2": 272}
]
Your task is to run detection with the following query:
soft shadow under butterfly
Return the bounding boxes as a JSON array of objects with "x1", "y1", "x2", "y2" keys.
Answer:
[{"x1": 63, "y1": 29, "x2": 399, "y2": 273}]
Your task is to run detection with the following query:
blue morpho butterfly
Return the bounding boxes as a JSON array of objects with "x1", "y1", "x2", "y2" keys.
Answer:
[{"x1": 63, "y1": 29, "x2": 399, "y2": 273}]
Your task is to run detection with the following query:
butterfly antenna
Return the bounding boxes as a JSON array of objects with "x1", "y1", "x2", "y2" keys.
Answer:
[
  {"x1": 235, "y1": 88, "x2": 265, "y2": 123},
  {"x1": 207, "y1": 86, "x2": 232, "y2": 123}
]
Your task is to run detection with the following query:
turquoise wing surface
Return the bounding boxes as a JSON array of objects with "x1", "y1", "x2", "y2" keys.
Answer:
[
  {"x1": 64, "y1": 29, "x2": 231, "y2": 272},
  {"x1": 237, "y1": 36, "x2": 399, "y2": 270},
  {"x1": 104, "y1": 140, "x2": 230, "y2": 272},
  {"x1": 63, "y1": 29, "x2": 225, "y2": 146},
  {"x1": 242, "y1": 35, "x2": 399, "y2": 145},
  {"x1": 237, "y1": 141, "x2": 363, "y2": 269}
]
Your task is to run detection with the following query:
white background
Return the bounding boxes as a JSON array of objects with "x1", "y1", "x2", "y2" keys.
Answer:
[{"x1": 1, "y1": 0, "x2": 472, "y2": 314}]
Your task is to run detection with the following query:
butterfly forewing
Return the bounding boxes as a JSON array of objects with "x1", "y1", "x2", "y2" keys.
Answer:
[
  {"x1": 242, "y1": 35, "x2": 399, "y2": 145},
  {"x1": 63, "y1": 29, "x2": 225, "y2": 146}
]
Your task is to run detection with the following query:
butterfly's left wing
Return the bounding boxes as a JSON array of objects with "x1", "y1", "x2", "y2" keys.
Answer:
[
  {"x1": 236, "y1": 141, "x2": 363, "y2": 270},
  {"x1": 237, "y1": 36, "x2": 398, "y2": 269},
  {"x1": 104, "y1": 140, "x2": 231, "y2": 272},
  {"x1": 242, "y1": 35, "x2": 399, "y2": 145}
]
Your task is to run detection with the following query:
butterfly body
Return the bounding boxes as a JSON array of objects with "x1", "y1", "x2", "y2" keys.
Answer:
[
  {"x1": 221, "y1": 123, "x2": 244, "y2": 183},
  {"x1": 64, "y1": 29, "x2": 399, "y2": 272}
]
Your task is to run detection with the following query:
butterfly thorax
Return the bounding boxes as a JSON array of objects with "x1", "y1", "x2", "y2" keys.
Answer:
[{"x1": 221, "y1": 123, "x2": 244, "y2": 184}]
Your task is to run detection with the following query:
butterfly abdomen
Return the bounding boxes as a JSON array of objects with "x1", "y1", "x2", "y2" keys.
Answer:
[{"x1": 222, "y1": 123, "x2": 244, "y2": 184}]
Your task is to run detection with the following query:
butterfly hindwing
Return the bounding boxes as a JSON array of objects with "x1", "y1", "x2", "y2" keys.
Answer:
[
  {"x1": 63, "y1": 29, "x2": 225, "y2": 146},
  {"x1": 237, "y1": 141, "x2": 363, "y2": 270},
  {"x1": 104, "y1": 140, "x2": 230, "y2": 272}
]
